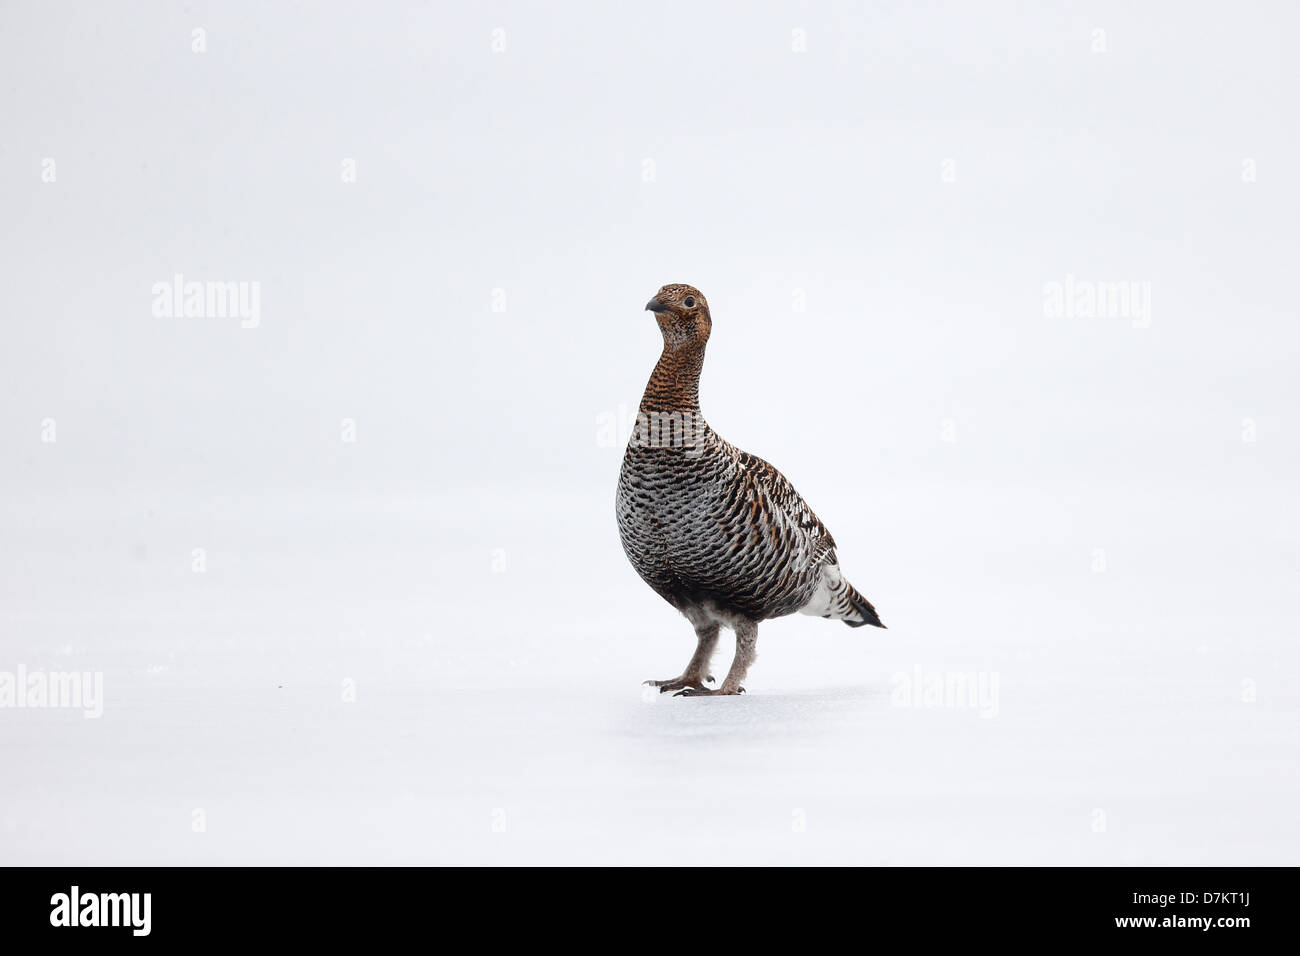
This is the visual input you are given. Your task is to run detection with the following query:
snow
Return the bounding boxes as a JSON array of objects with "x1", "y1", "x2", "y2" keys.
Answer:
[{"x1": 2, "y1": 479, "x2": 1295, "y2": 865}]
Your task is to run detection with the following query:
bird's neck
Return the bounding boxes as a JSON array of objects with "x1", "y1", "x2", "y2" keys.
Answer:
[{"x1": 640, "y1": 339, "x2": 706, "y2": 417}]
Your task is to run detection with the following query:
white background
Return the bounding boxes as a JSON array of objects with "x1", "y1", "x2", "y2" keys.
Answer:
[{"x1": 1, "y1": 1, "x2": 1296, "y2": 864}]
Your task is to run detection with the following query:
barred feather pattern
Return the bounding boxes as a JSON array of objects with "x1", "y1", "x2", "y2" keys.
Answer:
[
  {"x1": 616, "y1": 284, "x2": 883, "y2": 632},
  {"x1": 618, "y1": 428, "x2": 881, "y2": 627}
]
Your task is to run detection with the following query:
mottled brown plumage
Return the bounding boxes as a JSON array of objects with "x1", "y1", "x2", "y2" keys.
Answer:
[{"x1": 616, "y1": 284, "x2": 884, "y2": 696}]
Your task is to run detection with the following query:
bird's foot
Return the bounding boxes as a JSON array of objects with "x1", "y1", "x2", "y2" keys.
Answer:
[
  {"x1": 674, "y1": 684, "x2": 745, "y2": 697},
  {"x1": 644, "y1": 675, "x2": 714, "y2": 694}
]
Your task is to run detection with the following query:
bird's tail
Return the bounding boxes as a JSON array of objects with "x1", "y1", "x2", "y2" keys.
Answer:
[{"x1": 841, "y1": 580, "x2": 886, "y2": 629}]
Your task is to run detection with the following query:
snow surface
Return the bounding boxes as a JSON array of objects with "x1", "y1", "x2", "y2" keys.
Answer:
[{"x1": 1, "y1": 480, "x2": 1295, "y2": 865}]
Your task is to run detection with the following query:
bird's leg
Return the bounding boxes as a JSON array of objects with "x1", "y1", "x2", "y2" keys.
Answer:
[
  {"x1": 676, "y1": 621, "x2": 756, "y2": 697},
  {"x1": 644, "y1": 623, "x2": 719, "y2": 693}
]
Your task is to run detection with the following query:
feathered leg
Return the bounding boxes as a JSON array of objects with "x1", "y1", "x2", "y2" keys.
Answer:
[
  {"x1": 644, "y1": 622, "x2": 718, "y2": 693},
  {"x1": 676, "y1": 620, "x2": 755, "y2": 697}
]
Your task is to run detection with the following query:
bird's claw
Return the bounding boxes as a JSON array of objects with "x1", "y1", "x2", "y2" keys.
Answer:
[
  {"x1": 644, "y1": 675, "x2": 714, "y2": 693},
  {"x1": 673, "y1": 685, "x2": 745, "y2": 697}
]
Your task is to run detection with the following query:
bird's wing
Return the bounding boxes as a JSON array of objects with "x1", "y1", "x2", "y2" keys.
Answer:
[{"x1": 732, "y1": 447, "x2": 837, "y2": 571}]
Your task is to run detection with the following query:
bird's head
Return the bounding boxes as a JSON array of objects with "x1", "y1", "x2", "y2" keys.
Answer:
[{"x1": 645, "y1": 284, "x2": 711, "y2": 350}]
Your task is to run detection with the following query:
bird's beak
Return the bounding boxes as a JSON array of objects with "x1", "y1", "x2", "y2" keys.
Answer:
[{"x1": 645, "y1": 297, "x2": 668, "y2": 313}]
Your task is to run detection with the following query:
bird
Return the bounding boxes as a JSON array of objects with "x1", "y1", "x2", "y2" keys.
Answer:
[{"x1": 616, "y1": 283, "x2": 885, "y2": 696}]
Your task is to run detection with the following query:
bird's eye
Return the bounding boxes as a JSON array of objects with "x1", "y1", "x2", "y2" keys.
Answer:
[{"x1": 683, "y1": 296, "x2": 695, "y2": 308}]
